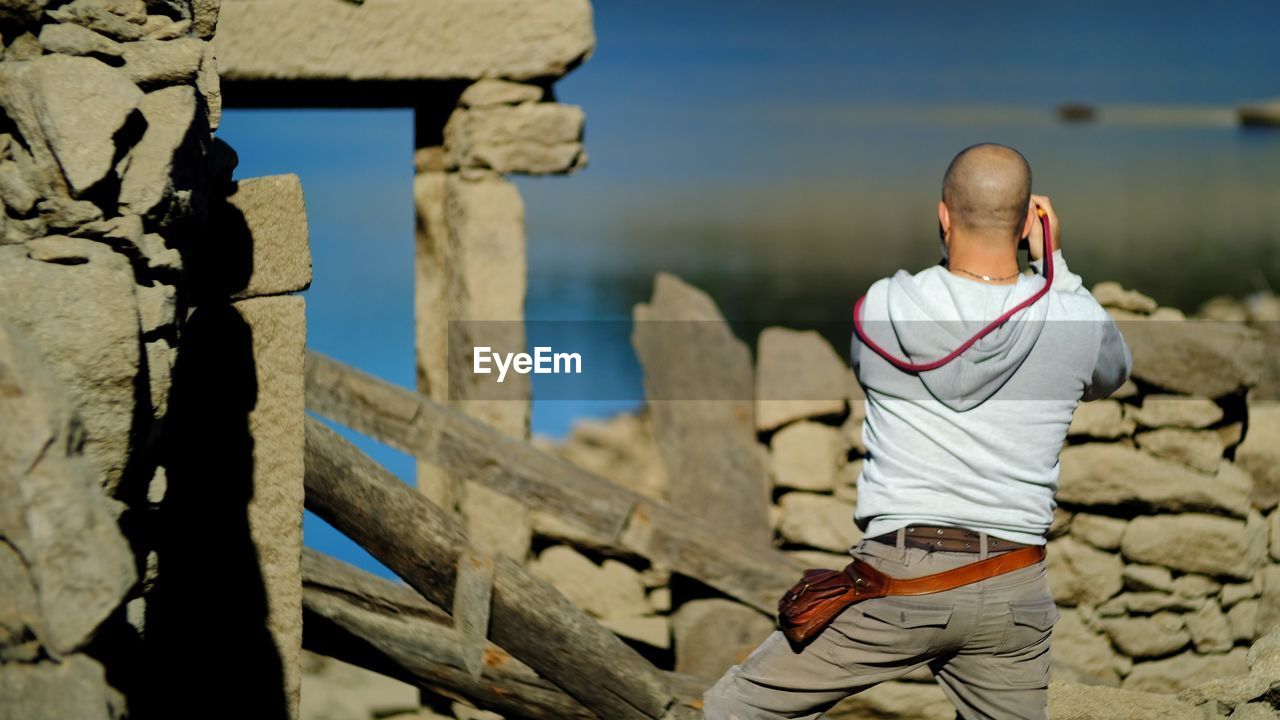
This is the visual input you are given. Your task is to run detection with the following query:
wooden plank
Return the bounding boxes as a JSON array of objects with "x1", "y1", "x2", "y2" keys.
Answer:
[
  {"x1": 452, "y1": 548, "x2": 494, "y2": 679},
  {"x1": 304, "y1": 351, "x2": 805, "y2": 613},
  {"x1": 303, "y1": 419, "x2": 676, "y2": 720},
  {"x1": 301, "y1": 549, "x2": 708, "y2": 720}
]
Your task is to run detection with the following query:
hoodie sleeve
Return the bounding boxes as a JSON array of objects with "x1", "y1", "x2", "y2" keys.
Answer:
[
  {"x1": 1082, "y1": 304, "x2": 1134, "y2": 401},
  {"x1": 1028, "y1": 249, "x2": 1088, "y2": 296}
]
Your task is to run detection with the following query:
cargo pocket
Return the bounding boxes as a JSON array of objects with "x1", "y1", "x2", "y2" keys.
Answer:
[
  {"x1": 995, "y1": 596, "x2": 1060, "y2": 655},
  {"x1": 833, "y1": 597, "x2": 954, "y2": 655}
]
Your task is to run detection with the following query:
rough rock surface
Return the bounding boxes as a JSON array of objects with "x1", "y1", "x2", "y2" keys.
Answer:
[
  {"x1": 1122, "y1": 648, "x2": 1249, "y2": 694},
  {"x1": 119, "y1": 84, "x2": 198, "y2": 218},
  {"x1": 529, "y1": 545, "x2": 651, "y2": 619},
  {"x1": 755, "y1": 327, "x2": 849, "y2": 431},
  {"x1": 1118, "y1": 318, "x2": 1262, "y2": 397},
  {"x1": 1120, "y1": 511, "x2": 1268, "y2": 580},
  {"x1": 445, "y1": 103, "x2": 585, "y2": 175},
  {"x1": 0, "y1": 240, "x2": 140, "y2": 493},
  {"x1": 777, "y1": 492, "x2": 860, "y2": 553},
  {"x1": 633, "y1": 272, "x2": 772, "y2": 548},
  {"x1": 770, "y1": 421, "x2": 843, "y2": 492},
  {"x1": 215, "y1": 0, "x2": 596, "y2": 82},
  {"x1": 1045, "y1": 682, "x2": 1217, "y2": 720},
  {"x1": 0, "y1": 55, "x2": 143, "y2": 195},
  {"x1": 1068, "y1": 399, "x2": 1134, "y2": 439},
  {"x1": 1058, "y1": 444, "x2": 1250, "y2": 517},
  {"x1": 0, "y1": 655, "x2": 115, "y2": 720},
  {"x1": 1133, "y1": 428, "x2": 1222, "y2": 473},
  {"x1": 672, "y1": 599, "x2": 774, "y2": 679},
  {"x1": 0, "y1": 321, "x2": 136, "y2": 655},
  {"x1": 1126, "y1": 394, "x2": 1224, "y2": 429},
  {"x1": 1046, "y1": 536, "x2": 1124, "y2": 607},
  {"x1": 1236, "y1": 402, "x2": 1280, "y2": 512}
]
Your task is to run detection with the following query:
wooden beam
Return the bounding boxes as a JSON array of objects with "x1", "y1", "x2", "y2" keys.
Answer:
[
  {"x1": 301, "y1": 549, "x2": 708, "y2": 720},
  {"x1": 304, "y1": 350, "x2": 805, "y2": 613},
  {"x1": 303, "y1": 418, "x2": 685, "y2": 720}
]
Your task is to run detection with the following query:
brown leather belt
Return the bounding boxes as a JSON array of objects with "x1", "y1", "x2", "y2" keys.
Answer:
[{"x1": 869, "y1": 524, "x2": 1035, "y2": 554}]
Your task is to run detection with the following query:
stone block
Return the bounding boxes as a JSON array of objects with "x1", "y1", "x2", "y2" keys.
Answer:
[
  {"x1": 770, "y1": 421, "x2": 843, "y2": 492},
  {"x1": 445, "y1": 102, "x2": 585, "y2": 174},
  {"x1": 1046, "y1": 536, "x2": 1124, "y2": 607},
  {"x1": 196, "y1": 174, "x2": 312, "y2": 301},
  {"x1": 1120, "y1": 511, "x2": 1268, "y2": 580},
  {"x1": 672, "y1": 599, "x2": 773, "y2": 679},
  {"x1": 1117, "y1": 318, "x2": 1263, "y2": 397},
  {"x1": 1126, "y1": 394, "x2": 1223, "y2": 429},
  {"x1": 1121, "y1": 648, "x2": 1248, "y2": 694},
  {"x1": 777, "y1": 492, "x2": 860, "y2": 553},
  {"x1": 1058, "y1": 444, "x2": 1249, "y2": 517},
  {"x1": 1068, "y1": 399, "x2": 1134, "y2": 439},
  {"x1": 215, "y1": 0, "x2": 595, "y2": 82},
  {"x1": 1070, "y1": 513, "x2": 1128, "y2": 551},
  {"x1": 755, "y1": 327, "x2": 849, "y2": 432},
  {"x1": 1134, "y1": 428, "x2": 1223, "y2": 474},
  {"x1": 1237, "y1": 402, "x2": 1280, "y2": 511},
  {"x1": 0, "y1": 655, "x2": 114, "y2": 720}
]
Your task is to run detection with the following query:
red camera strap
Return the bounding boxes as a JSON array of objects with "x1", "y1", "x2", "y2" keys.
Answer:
[{"x1": 851, "y1": 212, "x2": 1054, "y2": 373}]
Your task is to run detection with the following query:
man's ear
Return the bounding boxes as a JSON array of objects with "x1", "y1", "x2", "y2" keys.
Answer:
[
  {"x1": 1020, "y1": 205, "x2": 1035, "y2": 240},
  {"x1": 937, "y1": 201, "x2": 950, "y2": 239}
]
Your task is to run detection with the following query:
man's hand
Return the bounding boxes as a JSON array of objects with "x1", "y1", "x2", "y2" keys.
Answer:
[{"x1": 1026, "y1": 194, "x2": 1061, "y2": 262}]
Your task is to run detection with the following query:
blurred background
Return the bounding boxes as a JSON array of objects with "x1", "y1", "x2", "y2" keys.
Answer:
[{"x1": 215, "y1": 0, "x2": 1280, "y2": 574}]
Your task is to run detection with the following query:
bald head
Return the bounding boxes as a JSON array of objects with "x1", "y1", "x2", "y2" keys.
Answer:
[{"x1": 942, "y1": 144, "x2": 1032, "y2": 239}]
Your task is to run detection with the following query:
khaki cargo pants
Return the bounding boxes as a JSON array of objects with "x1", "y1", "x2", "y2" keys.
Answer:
[{"x1": 703, "y1": 528, "x2": 1059, "y2": 720}]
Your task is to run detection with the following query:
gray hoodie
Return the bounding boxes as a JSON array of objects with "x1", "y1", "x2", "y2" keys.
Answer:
[{"x1": 851, "y1": 249, "x2": 1132, "y2": 546}]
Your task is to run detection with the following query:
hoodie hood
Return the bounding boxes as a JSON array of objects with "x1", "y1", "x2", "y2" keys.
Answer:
[{"x1": 857, "y1": 266, "x2": 1049, "y2": 412}]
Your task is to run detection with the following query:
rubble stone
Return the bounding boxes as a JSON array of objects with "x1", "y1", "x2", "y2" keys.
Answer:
[
  {"x1": 1120, "y1": 511, "x2": 1268, "y2": 581},
  {"x1": 755, "y1": 327, "x2": 850, "y2": 432},
  {"x1": 778, "y1": 492, "x2": 860, "y2": 553},
  {"x1": 1133, "y1": 428, "x2": 1222, "y2": 473},
  {"x1": 770, "y1": 421, "x2": 843, "y2": 492},
  {"x1": 1058, "y1": 444, "x2": 1249, "y2": 517}
]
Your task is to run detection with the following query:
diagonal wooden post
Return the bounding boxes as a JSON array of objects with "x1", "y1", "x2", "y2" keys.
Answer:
[{"x1": 303, "y1": 418, "x2": 687, "y2": 720}]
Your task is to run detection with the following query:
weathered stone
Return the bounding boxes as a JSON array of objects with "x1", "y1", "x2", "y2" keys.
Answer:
[
  {"x1": 529, "y1": 545, "x2": 651, "y2": 619},
  {"x1": 119, "y1": 85, "x2": 198, "y2": 219},
  {"x1": 1045, "y1": 682, "x2": 1210, "y2": 720},
  {"x1": 1228, "y1": 703, "x2": 1280, "y2": 720},
  {"x1": 142, "y1": 14, "x2": 191, "y2": 39},
  {"x1": 0, "y1": 655, "x2": 114, "y2": 719},
  {"x1": 0, "y1": 0, "x2": 48, "y2": 22},
  {"x1": 1092, "y1": 282, "x2": 1158, "y2": 314},
  {"x1": 121, "y1": 37, "x2": 203, "y2": 87},
  {"x1": 1046, "y1": 536, "x2": 1124, "y2": 606},
  {"x1": 1123, "y1": 563, "x2": 1174, "y2": 592},
  {"x1": 0, "y1": 56, "x2": 142, "y2": 196},
  {"x1": 1101, "y1": 611, "x2": 1189, "y2": 658},
  {"x1": 227, "y1": 296, "x2": 306, "y2": 718},
  {"x1": 140, "y1": 232, "x2": 181, "y2": 274},
  {"x1": 1184, "y1": 600, "x2": 1233, "y2": 653},
  {"x1": 833, "y1": 458, "x2": 862, "y2": 503},
  {"x1": 1123, "y1": 648, "x2": 1249, "y2": 694},
  {"x1": 1199, "y1": 296, "x2": 1248, "y2": 322},
  {"x1": 755, "y1": 327, "x2": 850, "y2": 432},
  {"x1": 778, "y1": 492, "x2": 860, "y2": 553},
  {"x1": 197, "y1": 42, "x2": 221, "y2": 130},
  {"x1": 37, "y1": 22, "x2": 123, "y2": 58},
  {"x1": 1120, "y1": 511, "x2": 1268, "y2": 581},
  {"x1": 1177, "y1": 627, "x2": 1280, "y2": 712},
  {"x1": 46, "y1": 0, "x2": 145, "y2": 41},
  {"x1": 0, "y1": 240, "x2": 139, "y2": 492},
  {"x1": 459, "y1": 481, "x2": 531, "y2": 560},
  {"x1": 460, "y1": 79, "x2": 543, "y2": 108},
  {"x1": 1134, "y1": 428, "x2": 1223, "y2": 473},
  {"x1": 36, "y1": 197, "x2": 104, "y2": 230},
  {"x1": 1051, "y1": 608, "x2": 1127, "y2": 686},
  {"x1": 1126, "y1": 394, "x2": 1224, "y2": 429},
  {"x1": 672, "y1": 599, "x2": 774, "y2": 678},
  {"x1": 144, "y1": 337, "x2": 174, "y2": 419},
  {"x1": 197, "y1": 174, "x2": 313, "y2": 301},
  {"x1": 1259, "y1": 565, "x2": 1280, "y2": 638},
  {"x1": 1171, "y1": 574, "x2": 1222, "y2": 599},
  {"x1": 1272, "y1": 508, "x2": 1280, "y2": 561},
  {"x1": 1070, "y1": 513, "x2": 1127, "y2": 551},
  {"x1": 547, "y1": 412, "x2": 666, "y2": 501},
  {"x1": 0, "y1": 321, "x2": 136, "y2": 654},
  {"x1": 1068, "y1": 399, "x2": 1134, "y2": 439},
  {"x1": 1222, "y1": 580, "x2": 1260, "y2": 609},
  {"x1": 1237, "y1": 402, "x2": 1280, "y2": 512},
  {"x1": 1049, "y1": 506, "x2": 1073, "y2": 539},
  {"x1": 598, "y1": 615, "x2": 670, "y2": 650},
  {"x1": 647, "y1": 587, "x2": 671, "y2": 613},
  {"x1": 0, "y1": 160, "x2": 37, "y2": 216},
  {"x1": 633, "y1": 273, "x2": 772, "y2": 548},
  {"x1": 1117, "y1": 317, "x2": 1263, "y2": 397},
  {"x1": 1229, "y1": 599, "x2": 1258, "y2": 643},
  {"x1": 137, "y1": 281, "x2": 176, "y2": 335},
  {"x1": 215, "y1": 0, "x2": 595, "y2": 82},
  {"x1": 0, "y1": 540, "x2": 40, "y2": 661},
  {"x1": 1058, "y1": 444, "x2": 1249, "y2": 517},
  {"x1": 770, "y1": 421, "x2": 842, "y2": 492},
  {"x1": 25, "y1": 234, "x2": 99, "y2": 264},
  {"x1": 445, "y1": 102, "x2": 585, "y2": 174},
  {"x1": 299, "y1": 652, "x2": 419, "y2": 720},
  {"x1": 1103, "y1": 591, "x2": 1201, "y2": 615}
]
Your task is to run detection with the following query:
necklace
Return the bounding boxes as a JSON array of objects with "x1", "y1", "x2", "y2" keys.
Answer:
[{"x1": 950, "y1": 266, "x2": 1019, "y2": 283}]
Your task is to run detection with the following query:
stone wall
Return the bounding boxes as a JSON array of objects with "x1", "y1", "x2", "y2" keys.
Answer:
[
  {"x1": 0, "y1": 0, "x2": 311, "y2": 715},
  {"x1": 527, "y1": 280, "x2": 1280, "y2": 720}
]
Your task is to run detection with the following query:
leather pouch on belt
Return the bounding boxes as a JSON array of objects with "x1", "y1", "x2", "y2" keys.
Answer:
[{"x1": 777, "y1": 558, "x2": 889, "y2": 646}]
